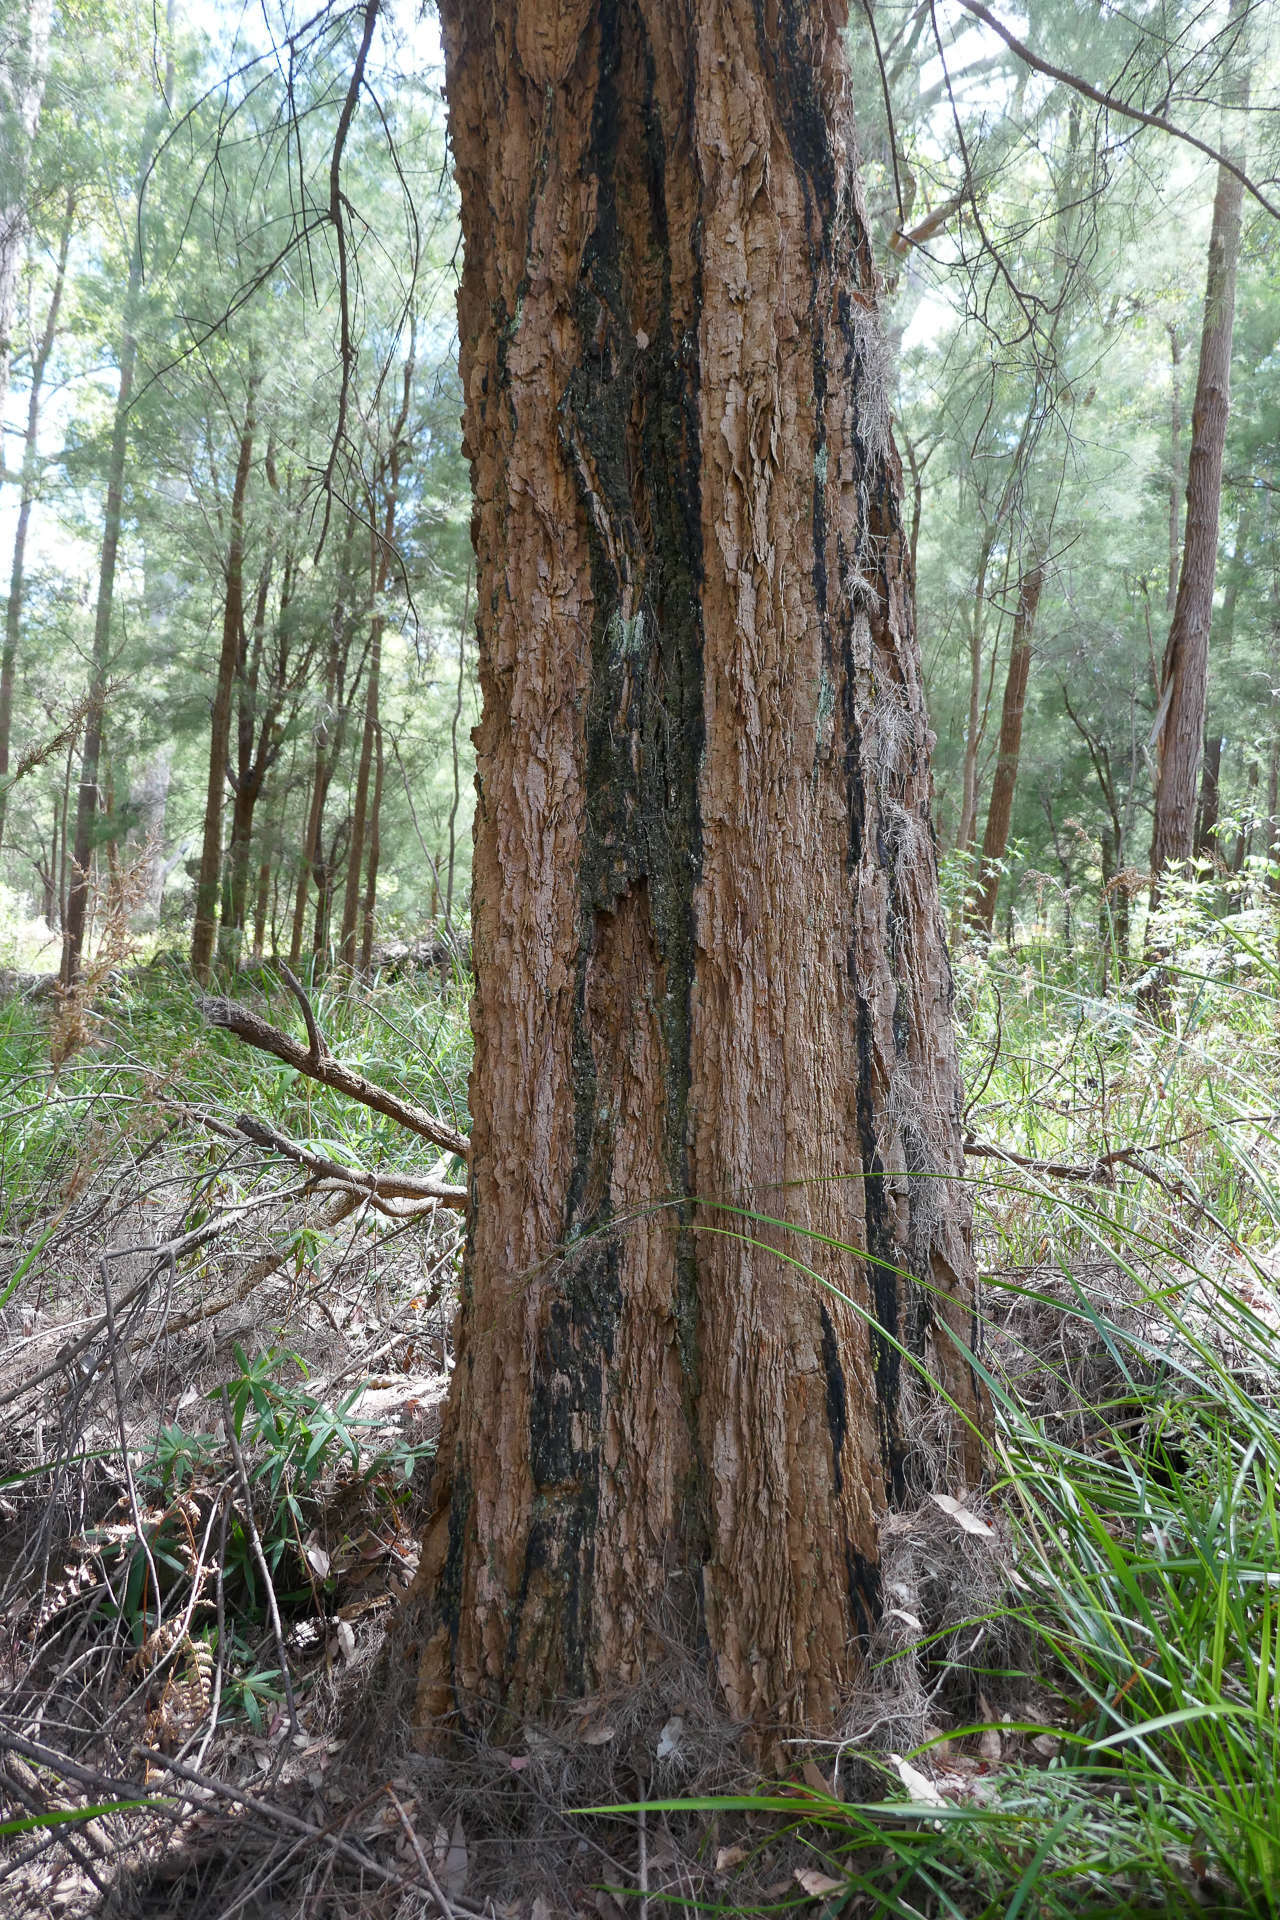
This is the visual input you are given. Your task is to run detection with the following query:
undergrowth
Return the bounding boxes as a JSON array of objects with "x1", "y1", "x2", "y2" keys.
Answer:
[{"x1": 4, "y1": 893, "x2": 1280, "y2": 1915}]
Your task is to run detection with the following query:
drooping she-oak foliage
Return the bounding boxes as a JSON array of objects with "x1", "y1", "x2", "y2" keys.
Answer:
[{"x1": 408, "y1": 0, "x2": 984, "y2": 1746}]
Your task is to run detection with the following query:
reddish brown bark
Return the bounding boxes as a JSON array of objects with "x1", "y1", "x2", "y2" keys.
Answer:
[
  {"x1": 967, "y1": 560, "x2": 1045, "y2": 935},
  {"x1": 411, "y1": 0, "x2": 982, "y2": 1747},
  {"x1": 1149, "y1": 13, "x2": 1246, "y2": 912}
]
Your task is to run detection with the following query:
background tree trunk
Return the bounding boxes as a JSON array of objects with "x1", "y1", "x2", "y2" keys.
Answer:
[
  {"x1": 413, "y1": 0, "x2": 982, "y2": 1750},
  {"x1": 1166, "y1": 322, "x2": 1183, "y2": 613},
  {"x1": 0, "y1": 189, "x2": 72, "y2": 851},
  {"x1": 61, "y1": 259, "x2": 141, "y2": 985},
  {"x1": 358, "y1": 720, "x2": 383, "y2": 974},
  {"x1": 190, "y1": 389, "x2": 256, "y2": 983},
  {"x1": 1148, "y1": 5, "x2": 1246, "y2": 915},
  {"x1": 967, "y1": 559, "x2": 1045, "y2": 935},
  {"x1": 0, "y1": 0, "x2": 53, "y2": 439},
  {"x1": 1194, "y1": 730, "x2": 1223, "y2": 860}
]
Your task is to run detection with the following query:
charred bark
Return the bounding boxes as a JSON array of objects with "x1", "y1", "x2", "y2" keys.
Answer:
[{"x1": 411, "y1": 0, "x2": 982, "y2": 1748}]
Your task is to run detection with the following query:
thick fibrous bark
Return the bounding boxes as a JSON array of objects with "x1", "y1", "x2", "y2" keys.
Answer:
[
  {"x1": 1149, "y1": 33, "x2": 1245, "y2": 908},
  {"x1": 968, "y1": 562, "x2": 1045, "y2": 936},
  {"x1": 413, "y1": 0, "x2": 982, "y2": 1746}
]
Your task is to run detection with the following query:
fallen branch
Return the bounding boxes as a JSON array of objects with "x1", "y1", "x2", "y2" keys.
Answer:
[
  {"x1": 202, "y1": 994, "x2": 470, "y2": 1161},
  {"x1": 963, "y1": 1136, "x2": 1231, "y2": 1239},
  {"x1": 235, "y1": 1113, "x2": 467, "y2": 1213},
  {"x1": 963, "y1": 1137, "x2": 1115, "y2": 1184}
]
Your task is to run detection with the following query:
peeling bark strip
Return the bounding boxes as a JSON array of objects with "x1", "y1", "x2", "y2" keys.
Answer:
[{"x1": 418, "y1": 0, "x2": 982, "y2": 1744}]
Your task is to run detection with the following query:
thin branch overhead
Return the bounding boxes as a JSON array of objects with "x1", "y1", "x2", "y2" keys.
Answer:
[{"x1": 955, "y1": 0, "x2": 1279, "y2": 220}]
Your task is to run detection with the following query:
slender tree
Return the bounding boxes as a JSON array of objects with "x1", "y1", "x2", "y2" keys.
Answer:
[
  {"x1": 0, "y1": 0, "x2": 53, "y2": 441},
  {"x1": 62, "y1": 229, "x2": 143, "y2": 984},
  {"x1": 967, "y1": 556, "x2": 1046, "y2": 935},
  {"x1": 411, "y1": 0, "x2": 983, "y2": 1748},
  {"x1": 1149, "y1": 0, "x2": 1247, "y2": 914},
  {"x1": 339, "y1": 330, "x2": 414, "y2": 969},
  {"x1": 190, "y1": 378, "x2": 257, "y2": 983},
  {"x1": 0, "y1": 187, "x2": 73, "y2": 849}
]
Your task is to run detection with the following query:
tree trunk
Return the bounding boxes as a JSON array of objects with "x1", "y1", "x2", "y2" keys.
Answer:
[
  {"x1": 954, "y1": 534, "x2": 995, "y2": 860},
  {"x1": 341, "y1": 343, "x2": 412, "y2": 969},
  {"x1": 412, "y1": 0, "x2": 982, "y2": 1750},
  {"x1": 190, "y1": 388, "x2": 257, "y2": 983},
  {"x1": 339, "y1": 613, "x2": 379, "y2": 966},
  {"x1": 217, "y1": 554, "x2": 272, "y2": 970},
  {"x1": 0, "y1": 0, "x2": 53, "y2": 440},
  {"x1": 1230, "y1": 760, "x2": 1258, "y2": 881},
  {"x1": 1268, "y1": 733, "x2": 1280, "y2": 897},
  {"x1": 62, "y1": 33, "x2": 174, "y2": 984},
  {"x1": 0, "y1": 188, "x2": 72, "y2": 850},
  {"x1": 289, "y1": 528, "x2": 356, "y2": 967},
  {"x1": 62, "y1": 256, "x2": 141, "y2": 985},
  {"x1": 1195, "y1": 730, "x2": 1222, "y2": 861},
  {"x1": 1149, "y1": 7, "x2": 1246, "y2": 915},
  {"x1": 444, "y1": 566, "x2": 470, "y2": 927},
  {"x1": 1166, "y1": 323, "x2": 1183, "y2": 613},
  {"x1": 967, "y1": 560, "x2": 1045, "y2": 936},
  {"x1": 358, "y1": 719, "x2": 383, "y2": 974},
  {"x1": 129, "y1": 749, "x2": 171, "y2": 924}
]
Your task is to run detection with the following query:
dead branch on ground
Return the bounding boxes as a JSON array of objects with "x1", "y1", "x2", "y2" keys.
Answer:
[
  {"x1": 202, "y1": 992, "x2": 470, "y2": 1161},
  {"x1": 234, "y1": 1113, "x2": 466, "y2": 1213}
]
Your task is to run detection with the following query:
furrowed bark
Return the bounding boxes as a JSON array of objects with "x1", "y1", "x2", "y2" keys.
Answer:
[{"x1": 412, "y1": 0, "x2": 982, "y2": 1750}]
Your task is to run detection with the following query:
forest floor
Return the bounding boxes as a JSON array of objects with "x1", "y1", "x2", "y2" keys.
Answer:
[{"x1": 2, "y1": 901, "x2": 1280, "y2": 1918}]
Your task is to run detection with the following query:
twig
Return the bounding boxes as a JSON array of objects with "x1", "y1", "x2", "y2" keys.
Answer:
[
  {"x1": 125, "y1": 1191, "x2": 364, "y2": 1352},
  {"x1": 0, "y1": 1192, "x2": 296, "y2": 1409},
  {"x1": 955, "y1": 1, "x2": 1276, "y2": 220},
  {"x1": 963, "y1": 984, "x2": 1003, "y2": 1124},
  {"x1": 962, "y1": 1136, "x2": 1237, "y2": 1239},
  {"x1": 276, "y1": 959, "x2": 328, "y2": 1063},
  {"x1": 638, "y1": 1803, "x2": 649, "y2": 1920},
  {"x1": 385, "y1": 1786, "x2": 457, "y2": 1919},
  {"x1": 220, "y1": 1386, "x2": 300, "y2": 1742},
  {"x1": 203, "y1": 993, "x2": 470, "y2": 1160},
  {"x1": 235, "y1": 1113, "x2": 467, "y2": 1212}
]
